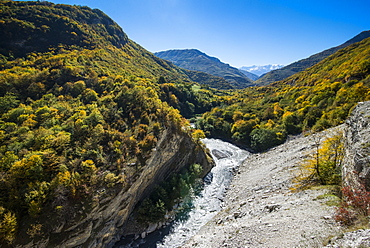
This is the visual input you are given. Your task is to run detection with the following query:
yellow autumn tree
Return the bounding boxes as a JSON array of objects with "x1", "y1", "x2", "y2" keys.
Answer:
[
  {"x1": 293, "y1": 130, "x2": 344, "y2": 189},
  {"x1": 0, "y1": 207, "x2": 17, "y2": 244},
  {"x1": 191, "y1": 129, "x2": 206, "y2": 144}
]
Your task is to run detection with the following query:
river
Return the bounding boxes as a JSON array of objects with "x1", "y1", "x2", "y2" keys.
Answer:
[{"x1": 115, "y1": 138, "x2": 249, "y2": 248}]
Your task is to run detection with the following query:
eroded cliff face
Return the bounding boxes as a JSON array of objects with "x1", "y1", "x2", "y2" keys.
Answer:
[
  {"x1": 20, "y1": 128, "x2": 213, "y2": 248},
  {"x1": 342, "y1": 101, "x2": 370, "y2": 190}
]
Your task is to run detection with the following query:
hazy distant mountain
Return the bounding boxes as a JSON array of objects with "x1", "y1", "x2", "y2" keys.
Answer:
[
  {"x1": 155, "y1": 49, "x2": 255, "y2": 89},
  {"x1": 239, "y1": 64, "x2": 283, "y2": 77},
  {"x1": 256, "y1": 30, "x2": 370, "y2": 85},
  {"x1": 238, "y1": 69, "x2": 259, "y2": 81}
]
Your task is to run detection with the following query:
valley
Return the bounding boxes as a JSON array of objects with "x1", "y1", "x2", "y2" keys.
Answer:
[{"x1": 0, "y1": 1, "x2": 369, "y2": 248}]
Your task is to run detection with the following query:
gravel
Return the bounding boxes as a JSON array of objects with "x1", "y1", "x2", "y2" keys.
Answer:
[
  {"x1": 324, "y1": 229, "x2": 370, "y2": 247},
  {"x1": 184, "y1": 129, "x2": 345, "y2": 248}
]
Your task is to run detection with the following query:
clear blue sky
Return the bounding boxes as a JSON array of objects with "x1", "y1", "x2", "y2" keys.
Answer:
[{"x1": 49, "y1": 0, "x2": 369, "y2": 67}]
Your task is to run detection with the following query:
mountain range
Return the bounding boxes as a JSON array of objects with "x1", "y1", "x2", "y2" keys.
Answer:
[
  {"x1": 156, "y1": 31, "x2": 370, "y2": 88},
  {"x1": 255, "y1": 30, "x2": 370, "y2": 85},
  {"x1": 239, "y1": 64, "x2": 284, "y2": 77},
  {"x1": 155, "y1": 49, "x2": 255, "y2": 89}
]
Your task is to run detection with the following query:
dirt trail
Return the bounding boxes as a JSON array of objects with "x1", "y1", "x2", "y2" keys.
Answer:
[{"x1": 185, "y1": 129, "x2": 343, "y2": 248}]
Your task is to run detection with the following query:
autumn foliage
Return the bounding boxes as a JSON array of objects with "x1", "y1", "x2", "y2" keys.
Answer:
[
  {"x1": 335, "y1": 184, "x2": 370, "y2": 226},
  {"x1": 293, "y1": 131, "x2": 344, "y2": 190},
  {"x1": 0, "y1": 1, "x2": 221, "y2": 245},
  {"x1": 197, "y1": 37, "x2": 370, "y2": 151}
]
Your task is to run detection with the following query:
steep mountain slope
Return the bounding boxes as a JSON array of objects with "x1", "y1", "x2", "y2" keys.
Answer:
[
  {"x1": 155, "y1": 49, "x2": 255, "y2": 89},
  {"x1": 239, "y1": 69, "x2": 259, "y2": 81},
  {"x1": 0, "y1": 2, "x2": 216, "y2": 247},
  {"x1": 198, "y1": 37, "x2": 370, "y2": 151},
  {"x1": 181, "y1": 69, "x2": 234, "y2": 90},
  {"x1": 256, "y1": 31, "x2": 370, "y2": 85}
]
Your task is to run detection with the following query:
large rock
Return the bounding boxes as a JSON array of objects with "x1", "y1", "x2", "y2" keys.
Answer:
[{"x1": 342, "y1": 101, "x2": 370, "y2": 190}]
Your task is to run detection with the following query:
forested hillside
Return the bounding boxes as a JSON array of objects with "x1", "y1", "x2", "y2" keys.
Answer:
[
  {"x1": 1, "y1": 1, "x2": 370, "y2": 246},
  {"x1": 0, "y1": 1, "x2": 220, "y2": 246},
  {"x1": 198, "y1": 37, "x2": 370, "y2": 151},
  {"x1": 256, "y1": 31, "x2": 370, "y2": 85}
]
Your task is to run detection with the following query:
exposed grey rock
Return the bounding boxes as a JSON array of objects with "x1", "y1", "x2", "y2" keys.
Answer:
[
  {"x1": 342, "y1": 101, "x2": 370, "y2": 190},
  {"x1": 264, "y1": 204, "x2": 281, "y2": 213},
  {"x1": 325, "y1": 229, "x2": 370, "y2": 248},
  {"x1": 212, "y1": 149, "x2": 232, "y2": 159},
  {"x1": 146, "y1": 223, "x2": 158, "y2": 234},
  {"x1": 233, "y1": 211, "x2": 242, "y2": 219}
]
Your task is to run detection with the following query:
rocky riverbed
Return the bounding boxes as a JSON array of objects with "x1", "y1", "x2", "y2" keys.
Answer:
[{"x1": 185, "y1": 128, "x2": 346, "y2": 248}]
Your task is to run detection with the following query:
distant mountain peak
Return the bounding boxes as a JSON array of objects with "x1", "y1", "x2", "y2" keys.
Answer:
[{"x1": 239, "y1": 64, "x2": 284, "y2": 77}]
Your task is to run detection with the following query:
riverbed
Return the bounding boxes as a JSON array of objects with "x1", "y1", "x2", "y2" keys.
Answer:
[
  {"x1": 115, "y1": 138, "x2": 249, "y2": 248},
  {"x1": 185, "y1": 131, "x2": 342, "y2": 247}
]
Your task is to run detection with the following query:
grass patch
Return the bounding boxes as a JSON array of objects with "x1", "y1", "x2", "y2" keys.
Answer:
[
  {"x1": 310, "y1": 185, "x2": 341, "y2": 206},
  {"x1": 191, "y1": 85, "x2": 201, "y2": 92},
  {"x1": 316, "y1": 193, "x2": 341, "y2": 206}
]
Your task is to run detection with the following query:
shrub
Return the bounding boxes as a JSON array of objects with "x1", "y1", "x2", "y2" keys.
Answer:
[
  {"x1": 137, "y1": 198, "x2": 166, "y2": 222},
  {"x1": 334, "y1": 184, "x2": 370, "y2": 226}
]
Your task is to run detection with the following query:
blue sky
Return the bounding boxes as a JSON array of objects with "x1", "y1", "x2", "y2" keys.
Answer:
[{"x1": 49, "y1": 0, "x2": 369, "y2": 67}]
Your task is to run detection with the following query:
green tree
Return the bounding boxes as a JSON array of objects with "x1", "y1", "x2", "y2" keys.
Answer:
[
  {"x1": 250, "y1": 128, "x2": 283, "y2": 152},
  {"x1": 0, "y1": 93, "x2": 19, "y2": 115}
]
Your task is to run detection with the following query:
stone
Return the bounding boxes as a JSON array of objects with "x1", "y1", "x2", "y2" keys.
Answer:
[
  {"x1": 146, "y1": 223, "x2": 158, "y2": 234},
  {"x1": 233, "y1": 212, "x2": 242, "y2": 219},
  {"x1": 264, "y1": 204, "x2": 281, "y2": 213}
]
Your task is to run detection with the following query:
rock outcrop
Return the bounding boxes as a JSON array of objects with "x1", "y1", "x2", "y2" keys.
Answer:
[
  {"x1": 21, "y1": 128, "x2": 213, "y2": 248},
  {"x1": 342, "y1": 101, "x2": 370, "y2": 190}
]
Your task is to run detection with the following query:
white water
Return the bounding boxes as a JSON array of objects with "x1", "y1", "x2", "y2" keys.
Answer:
[{"x1": 156, "y1": 138, "x2": 249, "y2": 247}]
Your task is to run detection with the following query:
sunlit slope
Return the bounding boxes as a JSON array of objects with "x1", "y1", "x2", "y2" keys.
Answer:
[
  {"x1": 256, "y1": 31, "x2": 370, "y2": 85},
  {"x1": 0, "y1": 1, "x2": 217, "y2": 246},
  {"x1": 198, "y1": 37, "x2": 370, "y2": 151}
]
